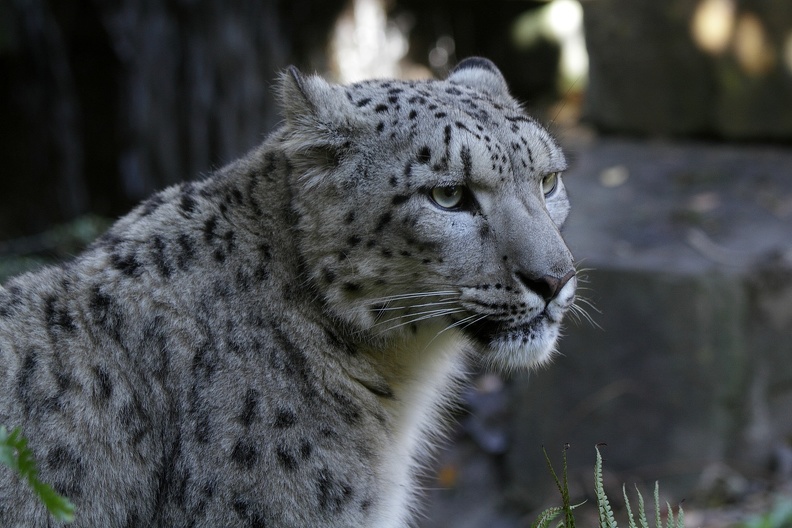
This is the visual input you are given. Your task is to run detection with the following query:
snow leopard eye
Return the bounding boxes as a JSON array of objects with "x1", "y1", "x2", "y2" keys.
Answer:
[
  {"x1": 541, "y1": 172, "x2": 559, "y2": 197},
  {"x1": 430, "y1": 185, "x2": 466, "y2": 210}
]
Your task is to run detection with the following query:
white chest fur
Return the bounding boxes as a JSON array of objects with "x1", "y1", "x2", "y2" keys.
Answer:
[{"x1": 365, "y1": 324, "x2": 472, "y2": 528}]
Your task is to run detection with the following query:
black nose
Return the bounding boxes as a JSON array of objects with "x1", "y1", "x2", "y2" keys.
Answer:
[{"x1": 517, "y1": 270, "x2": 575, "y2": 302}]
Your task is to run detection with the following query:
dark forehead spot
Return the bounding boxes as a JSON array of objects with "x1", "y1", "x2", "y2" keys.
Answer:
[
  {"x1": 537, "y1": 135, "x2": 555, "y2": 158},
  {"x1": 454, "y1": 121, "x2": 471, "y2": 133},
  {"x1": 417, "y1": 146, "x2": 431, "y2": 164},
  {"x1": 391, "y1": 194, "x2": 409, "y2": 206},
  {"x1": 461, "y1": 146, "x2": 473, "y2": 178},
  {"x1": 506, "y1": 114, "x2": 533, "y2": 124}
]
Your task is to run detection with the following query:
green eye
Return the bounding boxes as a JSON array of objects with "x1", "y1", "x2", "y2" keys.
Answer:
[
  {"x1": 430, "y1": 186, "x2": 465, "y2": 209},
  {"x1": 542, "y1": 172, "x2": 559, "y2": 196}
]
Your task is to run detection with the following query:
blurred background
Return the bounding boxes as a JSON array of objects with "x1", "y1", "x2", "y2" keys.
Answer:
[{"x1": 1, "y1": 0, "x2": 791, "y2": 526}]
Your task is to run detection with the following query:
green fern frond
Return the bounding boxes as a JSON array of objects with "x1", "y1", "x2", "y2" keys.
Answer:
[
  {"x1": 542, "y1": 445, "x2": 571, "y2": 509},
  {"x1": 538, "y1": 444, "x2": 684, "y2": 528},
  {"x1": 595, "y1": 445, "x2": 617, "y2": 528},
  {"x1": 635, "y1": 484, "x2": 649, "y2": 528},
  {"x1": 654, "y1": 482, "x2": 661, "y2": 528},
  {"x1": 561, "y1": 444, "x2": 576, "y2": 528},
  {"x1": 623, "y1": 484, "x2": 637, "y2": 528},
  {"x1": 0, "y1": 426, "x2": 75, "y2": 523},
  {"x1": 665, "y1": 501, "x2": 674, "y2": 528},
  {"x1": 542, "y1": 445, "x2": 576, "y2": 528},
  {"x1": 531, "y1": 505, "x2": 564, "y2": 528}
]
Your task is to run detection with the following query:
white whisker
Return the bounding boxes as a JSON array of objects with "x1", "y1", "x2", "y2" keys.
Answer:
[
  {"x1": 574, "y1": 296, "x2": 601, "y2": 313},
  {"x1": 364, "y1": 291, "x2": 458, "y2": 304},
  {"x1": 371, "y1": 299, "x2": 460, "y2": 312},
  {"x1": 460, "y1": 313, "x2": 489, "y2": 331},
  {"x1": 374, "y1": 308, "x2": 466, "y2": 335},
  {"x1": 442, "y1": 313, "x2": 484, "y2": 333},
  {"x1": 569, "y1": 300, "x2": 600, "y2": 329}
]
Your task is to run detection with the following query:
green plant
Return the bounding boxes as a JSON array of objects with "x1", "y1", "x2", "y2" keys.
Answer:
[
  {"x1": 0, "y1": 425, "x2": 75, "y2": 523},
  {"x1": 739, "y1": 497, "x2": 792, "y2": 528},
  {"x1": 534, "y1": 444, "x2": 684, "y2": 528},
  {"x1": 533, "y1": 443, "x2": 584, "y2": 528}
]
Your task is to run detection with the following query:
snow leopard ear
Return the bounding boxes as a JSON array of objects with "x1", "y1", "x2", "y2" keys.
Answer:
[
  {"x1": 278, "y1": 67, "x2": 358, "y2": 187},
  {"x1": 279, "y1": 66, "x2": 358, "y2": 139},
  {"x1": 279, "y1": 66, "x2": 323, "y2": 127},
  {"x1": 447, "y1": 57, "x2": 510, "y2": 99}
]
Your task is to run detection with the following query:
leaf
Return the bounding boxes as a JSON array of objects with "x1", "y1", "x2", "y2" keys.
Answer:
[
  {"x1": 0, "y1": 427, "x2": 18, "y2": 468},
  {"x1": 531, "y1": 505, "x2": 564, "y2": 528},
  {"x1": 543, "y1": 445, "x2": 576, "y2": 528},
  {"x1": 561, "y1": 445, "x2": 576, "y2": 528},
  {"x1": 32, "y1": 481, "x2": 75, "y2": 522},
  {"x1": 623, "y1": 484, "x2": 637, "y2": 528},
  {"x1": 0, "y1": 425, "x2": 76, "y2": 523},
  {"x1": 654, "y1": 482, "x2": 661, "y2": 528},
  {"x1": 665, "y1": 501, "x2": 674, "y2": 528},
  {"x1": 635, "y1": 484, "x2": 649, "y2": 528},
  {"x1": 595, "y1": 445, "x2": 617, "y2": 528},
  {"x1": 543, "y1": 446, "x2": 566, "y2": 507},
  {"x1": 540, "y1": 444, "x2": 684, "y2": 528}
]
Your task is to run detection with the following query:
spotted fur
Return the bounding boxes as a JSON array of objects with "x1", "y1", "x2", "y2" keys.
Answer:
[{"x1": 0, "y1": 58, "x2": 576, "y2": 527}]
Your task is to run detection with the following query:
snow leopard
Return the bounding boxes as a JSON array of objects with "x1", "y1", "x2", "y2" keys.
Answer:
[{"x1": 0, "y1": 57, "x2": 576, "y2": 527}]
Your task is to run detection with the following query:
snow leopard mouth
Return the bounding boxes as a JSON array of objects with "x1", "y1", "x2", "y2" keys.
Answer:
[
  {"x1": 466, "y1": 313, "x2": 549, "y2": 347},
  {"x1": 463, "y1": 311, "x2": 562, "y2": 369}
]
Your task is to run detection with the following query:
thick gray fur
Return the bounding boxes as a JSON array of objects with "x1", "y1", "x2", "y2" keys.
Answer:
[{"x1": 0, "y1": 58, "x2": 576, "y2": 527}]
